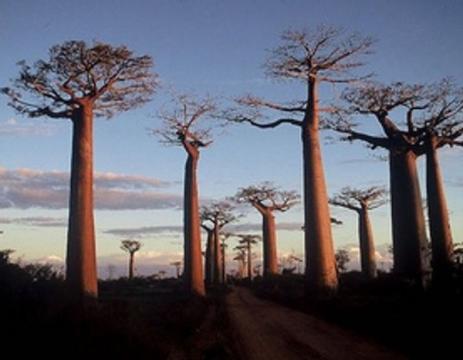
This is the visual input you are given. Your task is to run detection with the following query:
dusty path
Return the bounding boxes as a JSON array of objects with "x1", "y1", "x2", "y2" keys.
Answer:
[{"x1": 226, "y1": 287, "x2": 405, "y2": 360}]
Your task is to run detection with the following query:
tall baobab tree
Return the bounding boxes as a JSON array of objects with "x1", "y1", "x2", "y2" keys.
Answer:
[
  {"x1": 331, "y1": 80, "x2": 462, "y2": 285},
  {"x1": 201, "y1": 220, "x2": 215, "y2": 286},
  {"x1": 227, "y1": 26, "x2": 373, "y2": 293},
  {"x1": 221, "y1": 232, "x2": 233, "y2": 284},
  {"x1": 120, "y1": 240, "x2": 142, "y2": 280},
  {"x1": 414, "y1": 80, "x2": 463, "y2": 283},
  {"x1": 236, "y1": 234, "x2": 261, "y2": 280},
  {"x1": 233, "y1": 247, "x2": 247, "y2": 279},
  {"x1": 1, "y1": 41, "x2": 157, "y2": 298},
  {"x1": 154, "y1": 94, "x2": 216, "y2": 297},
  {"x1": 234, "y1": 183, "x2": 299, "y2": 277},
  {"x1": 330, "y1": 186, "x2": 386, "y2": 279},
  {"x1": 200, "y1": 201, "x2": 237, "y2": 286}
]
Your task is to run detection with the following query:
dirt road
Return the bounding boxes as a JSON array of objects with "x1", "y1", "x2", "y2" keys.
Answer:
[{"x1": 226, "y1": 287, "x2": 405, "y2": 360}]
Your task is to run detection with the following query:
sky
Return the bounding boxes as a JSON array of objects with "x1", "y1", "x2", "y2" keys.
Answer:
[{"x1": 0, "y1": 0, "x2": 462, "y2": 277}]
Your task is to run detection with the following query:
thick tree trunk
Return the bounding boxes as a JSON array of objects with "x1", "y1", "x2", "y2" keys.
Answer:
[
  {"x1": 183, "y1": 154, "x2": 206, "y2": 296},
  {"x1": 303, "y1": 79, "x2": 338, "y2": 294},
  {"x1": 129, "y1": 252, "x2": 134, "y2": 279},
  {"x1": 213, "y1": 226, "x2": 223, "y2": 285},
  {"x1": 205, "y1": 230, "x2": 214, "y2": 286},
  {"x1": 66, "y1": 104, "x2": 98, "y2": 299},
  {"x1": 389, "y1": 149, "x2": 427, "y2": 283},
  {"x1": 222, "y1": 241, "x2": 226, "y2": 284},
  {"x1": 247, "y1": 243, "x2": 252, "y2": 280},
  {"x1": 426, "y1": 138, "x2": 453, "y2": 283},
  {"x1": 262, "y1": 211, "x2": 278, "y2": 277},
  {"x1": 358, "y1": 206, "x2": 377, "y2": 280}
]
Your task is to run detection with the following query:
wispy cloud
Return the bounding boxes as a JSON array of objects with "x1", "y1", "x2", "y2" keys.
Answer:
[
  {"x1": 0, "y1": 118, "x2": 58, "y2": 137},
  {"x1": 0, "y1": 216, "x2": 67, "y2": 227},
  {"x1": 0, "y1": 167, "x2": 182, "y2": 210},
  {"x1": 104, "y1": 221, "x2": 304, "y2": 238}
]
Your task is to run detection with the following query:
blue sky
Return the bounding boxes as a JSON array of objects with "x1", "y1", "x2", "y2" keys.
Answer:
[{"x1": 1, "y1": 0, "x2": 462, "y2": 277}]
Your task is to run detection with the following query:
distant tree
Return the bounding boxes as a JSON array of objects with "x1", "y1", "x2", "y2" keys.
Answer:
[
  {"x1": 330, "y1": 186, "x2": 386, "y2": 279},
  {"x1": 1, "y1": 41, "x2": 157, "y2": 298},
  {"x1": 200, "y1": 201, "x2": 237, "y2": 286},
  {"x1": 234, "y1": 182, "x2": 298, "y2": 277},
  {"x1": 170, "y1": 261, "x2": 182, "y2": 279},
  {"x1": 120, "y1": 240, "x2": 142, "y2": 280},
  {"x1": 236, "y1": 234, "x2": 261, "y2": 280},
  {"x1": 335, "y1": 249, "x2": 350, "y2": 273},
  {"x1": 227, "y1": 26, "x2": 373, "y2": 294},
  {"x1": 220, "y1": 232, "x2": 233, "y2": 284},
  {"x1": 154, "y1": 94, "x2": 216, "y2": 297},
  {"x1": 233, "y1": 248, "x2": 247, "y2": 279}
]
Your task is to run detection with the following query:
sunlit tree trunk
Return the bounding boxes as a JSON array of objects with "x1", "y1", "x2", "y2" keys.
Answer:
[
  {"x1": 66, "y1": 103, "x2": 98, "y2": 299},
  {"x1": 213, "y1": 225, "x2": 223, "y2": 285},
  {"x1": 426, "y1": 136, "x2": 453, "y2": 284},
  {"x1": 262, "y1": 211, "x2": 278, "y2": 277},
  {"x1": 247, "y1": 242, "x2": 252, "y2": 280},
  {"x1": 205, "y1": 229, "x2": 214, "y2": 286},
  {"x1": 358, "y1": 206, "x2": 377, "y2": 279},
  {"x1": 183, "y1": 154, "x2": 206, "y2": 296},
  {"x1": 303, "y1": 79, "x2": 338, "y2": 294},
  {"x1": 389, "y1": 149, "x2": 427, "y2": 284}
]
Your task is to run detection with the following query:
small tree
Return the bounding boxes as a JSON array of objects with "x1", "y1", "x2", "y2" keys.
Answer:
[
  {"x1": 120, "y1": 240, "x2": 142, "y2": 280},
  {"x1": 170, "y1": 261, "x2": 182, "y2": 279},
  {"x1": 2, "y1": 41, "x2": 157, "y2": 298},
  {"x1": 335, "y1": 249, "x2": 350, "y2": 273},
  {"x1": 201, "y1": 201, "x2": 237, "y2": 286},
  {"x1": 330, "y1": 186, "x2": 386, "y2": 279},
  {"x1": 234, "y1": 182, "x2": 298, "y2": 277},
  {"x1": 236, "y1": 234, "x2": 261, "y2": 280},
  {"x1": 227, "y1": 26, "x2": 373, "y2": 294},
  {"x1": 154, "y1": 94, "x2": 216, "y2": 297}
]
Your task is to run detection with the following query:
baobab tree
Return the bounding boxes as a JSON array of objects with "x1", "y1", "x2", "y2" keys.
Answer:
[
  {"x1": 236, "y1": 234, "x2": 261, "y2": 280},
  {"x1": 234, "y1": 182, "x2": 299, "y2": 277},
  {"x1": 200, "y1": 201, "x2": 237, "y2": 286},
  {"x1": 330, "y1": 80, "x2": 462, "y2": 285},
  {"x1": 201, "y1": 220, "x2": 215, "y2": 286},
  {"x1": 220, "y1": 232, "x2": 233, "y2": 284},
  {"x1": 414, "y1": 80, "x2": 463, "y2": 283},
  {"x1": 227, "y1": 26, "x2": 373, "y2": 293},
  {"x1": 335, "y1": 249, "x2": 350, "y2": 274},
  {"x1": 154, "y1": 94, "x2": 216, "y2": 297},
  {"x1": 1, "y1": 41, "x2": 157, "y2": 298},
  {"x1": 330, "y1": 186, "x2": 386, "y2": 279},
  {"x1": 120, "y1": 240, "x2": 142, "y2": 280},
  {"x1": 233, "y1": 247, "x2": 247, "y2": 279}
]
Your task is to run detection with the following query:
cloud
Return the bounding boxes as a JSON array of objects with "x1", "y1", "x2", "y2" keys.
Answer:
[
  {"x1": 336, "y1": 242, "x2": 393, "y2": 272},
  {"x1": 0, "y1": 118, "x2": 57, "y2": 137},
  {"x1": 104, "y1": 225, "x2": 183, "y2": 237},
  {"x1": 0, "y1": 216, "x2": 67, "y2": 227},
  {"x1": 0, "y1": 167, "x2": 182, "y2": 210},
  {"x1": 104, "y1": 221, "x2": 304, "y2": 238}
]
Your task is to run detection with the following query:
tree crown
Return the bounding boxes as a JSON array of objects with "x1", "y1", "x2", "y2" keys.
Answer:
[
  {"x1": 233, "y1": 182, "x2": 299, "y2": 213},
  {"x1": 120, "y1": 239, "x2": 142, "y2": 254},
  {"x1": 330, "y1": 186, "x2": 387, "y2": 211},
  {"x1": 1, "y1": 40, "x2": 158, "y2": 119}
]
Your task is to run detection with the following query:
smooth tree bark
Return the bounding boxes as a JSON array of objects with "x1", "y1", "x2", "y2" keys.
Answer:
[
  {"x1": 201, "y1": 224, "x2": 215, "y2": 285},
  {"x1": 201, "y1": 201, "x2": 237, "y2": 286},
  {"x1": 1, "y1": 41, "x2": 157, "y2": 299},
  {"x1": 155, "y1": 94, "x2": 217, "y2": 297},
  {"x1": 120, "y1": 240, "x2": 142, "y2": 280},
  {"x1": 330, "y1": 187, "x2": 386, "y2": 279},
  {"x1": 234, "y1": 183, "x2": 298, "y2": 278},
  {"x1": 228, "y1": 26, "x2": 373, "y2": 294}
]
